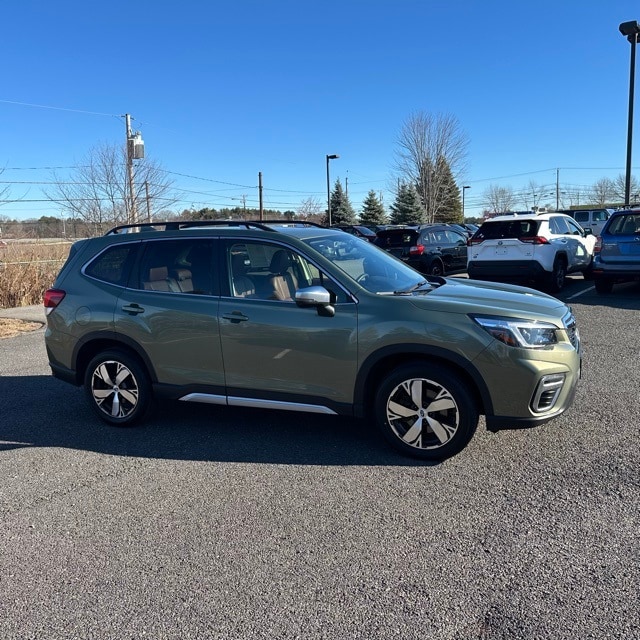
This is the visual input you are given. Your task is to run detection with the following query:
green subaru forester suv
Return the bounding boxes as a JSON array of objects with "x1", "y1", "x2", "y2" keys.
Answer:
[{"x1": 44, "y1": 220, "x2": 582, "y2": 460}]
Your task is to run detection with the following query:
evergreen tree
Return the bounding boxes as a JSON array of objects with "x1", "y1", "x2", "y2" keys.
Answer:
[
  {"x1": 325, "y1": 179, "x2": 356, "y2": 225},
  {"x1": 360, "y1": 190, "x2": 387, "y2": 226},
  {"x1": 389, "y1": 183, "x2": 424, "y2": 225},
  {"x1": 432, "y1": 161, "x2": 463, "y2": 223}
]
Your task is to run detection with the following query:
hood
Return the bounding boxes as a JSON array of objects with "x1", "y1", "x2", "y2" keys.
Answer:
[{"x1": 409, "y1": 277, "x2": 568, "y2": 321}]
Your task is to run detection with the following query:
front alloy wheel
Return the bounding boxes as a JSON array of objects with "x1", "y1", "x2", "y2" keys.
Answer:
[
  {"x1": 84, "y1": 350, "x2": 151, "y2": 426},
  {"x1": 375, "y1": 364, "x2": 478, "y2": 460}
]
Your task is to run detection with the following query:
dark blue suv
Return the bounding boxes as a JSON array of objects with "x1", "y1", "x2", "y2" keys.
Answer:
[{"x1": 592, "y1": 209, "x2": 640, "y2": 293}]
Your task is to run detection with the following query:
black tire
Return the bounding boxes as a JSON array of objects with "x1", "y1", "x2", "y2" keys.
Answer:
[
  {"x1": 594, "y1": 277, "x2": 614, "y2": 294},
  {"x1": 84, "y1": 349, "x2": 152, "y2": 426},
  {"x1": 427, "y1": 260, "x2": 444, "y2": 277},
  {"x1": 582, "y1": 259, "x2": 594, "y2": 280},
  {"x1": 374, "y1": 363, "x2": 478, "y2": 461},
  {"x1": 546, "y1": 257, "x2": 567, "y2": 293}
]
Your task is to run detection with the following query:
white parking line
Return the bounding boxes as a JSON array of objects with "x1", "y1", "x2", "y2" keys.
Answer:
[{"x1": 566, "y1": 285, "x2": 595, "y2": 300}]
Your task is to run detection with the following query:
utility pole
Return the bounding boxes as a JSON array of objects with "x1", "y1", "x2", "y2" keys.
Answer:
[
  {"x1": 258, "y1": 172, "x2": 264, "y2": 220},
  {"x1": 123, "y1": 114, "x2": 145, "y2": 225},
  {"x1": 124, "y1": 114, "x2": 137, "y2": 224}
]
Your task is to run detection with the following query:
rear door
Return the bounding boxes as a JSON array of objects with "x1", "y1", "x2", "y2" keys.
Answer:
[{"x1": 114, "y1": 237, "x2": 224, "y2": 390}]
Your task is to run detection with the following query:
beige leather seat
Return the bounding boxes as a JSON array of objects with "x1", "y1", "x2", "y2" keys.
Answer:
[
  {"x1": 144, "y1": 266, "x2": 178, "y2": 292},
  {"x1": 173, "y1": 268, "x2": 193, "y2": 293},
  {"x1": 231, "y1": 254, "x2": 255, "y2": 297},
  {"x1": 267, "y1": 250, "x2": 298, "y2": 301}
]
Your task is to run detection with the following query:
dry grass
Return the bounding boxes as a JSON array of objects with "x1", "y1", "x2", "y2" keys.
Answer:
[
  {"x1": 0, "y1": 240, "x2": 71, "y2": 309},
  {"x1": 0, "y1": 318, "x2": 42, "y2": 338}
]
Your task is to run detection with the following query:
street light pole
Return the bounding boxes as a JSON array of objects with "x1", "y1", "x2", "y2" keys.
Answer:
[
  {"x1": 619, "y1": 21, "x2": 640, "y2": 206},
  {"x1": 326, "y1": 154, "x2": 339, "y2": 226},
  {"x1": 462, "y1": 185, "x2": 470, "y2": 219}
]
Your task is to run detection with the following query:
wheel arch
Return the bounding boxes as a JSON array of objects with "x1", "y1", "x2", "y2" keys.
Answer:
[
  {"x1": 72, "y1": 332, "x2": 157, "y2": 385},
  {"x1": 353, "y1": 344, "x2": 493, "y2": 420}
]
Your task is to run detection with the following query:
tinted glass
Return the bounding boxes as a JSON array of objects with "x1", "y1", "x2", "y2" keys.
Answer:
[
  {"x1": 574, "y1": 211, "x2": 588, "y2": 223},
  {"x1": 607, "y1": 214, "x2": 640, "y2": 235},
  {"x1": 474, "y1": 219, "x2": 541, "y2": 240},
  {"x1": 137, "y1": 239, "x2": 215, "y2": 295},
  {"x1": 85, "y1": 244, "x2": 136, "y2": 286},
  {"x1": 375, "y1": 230, "x2": 419, "y2": 247}
]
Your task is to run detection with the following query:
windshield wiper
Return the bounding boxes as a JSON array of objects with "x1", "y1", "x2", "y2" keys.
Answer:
[{"x1": 394, "y1": 280, "x2": 430, "y2": 294}]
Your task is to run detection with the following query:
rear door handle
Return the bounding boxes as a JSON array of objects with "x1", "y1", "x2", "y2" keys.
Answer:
[
  {"x1": 222, "y1": 312, "x2": 249, "y2": 323},
  {"x1": 122, "y1": 303, "x2": 145, "y2": 315}
]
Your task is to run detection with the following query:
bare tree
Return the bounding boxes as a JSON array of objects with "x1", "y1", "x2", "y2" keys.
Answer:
[
  {"x1": 520, "y1": 180, "x2": 552, "y2": 211},
  {"x1": 296, "y1": 196, "x2": 324, "y2": 220},
  {"x1": 394, "y1": 111, "x2": 469, "y2": 223},
  {"x1": 46, "y1": 142, "x2": 176, "y2": 233},
  {"x1": 0, "y1": 167, "x2": 13, "y2": 211},
  {"x1": 482, "y1": 184, "x2": 517, "y2": 213},
  {"x1": 589, "y1": 178, "x2": 616, "y2": 206},
  {"x1": 611, "y1": 173, "x2": 640, "y2": 203}
]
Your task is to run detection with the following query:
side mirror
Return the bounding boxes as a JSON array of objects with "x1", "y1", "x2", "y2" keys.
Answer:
[
  {"x1": 295, "y1": 286, "x2": 335, "y2": 317},
  {"x1": 583, "y1": 227, "x2": 593, "y2": 236}
]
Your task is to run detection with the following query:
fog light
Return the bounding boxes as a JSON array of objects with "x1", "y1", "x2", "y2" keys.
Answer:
[{"x1": 531, "y1": 374, "x2": 565, "y2": 412}]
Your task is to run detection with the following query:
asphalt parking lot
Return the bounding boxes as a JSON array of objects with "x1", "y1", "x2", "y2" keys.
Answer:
[{"x1": 0, "y1": 277, "x2": 638, "y2": 640}]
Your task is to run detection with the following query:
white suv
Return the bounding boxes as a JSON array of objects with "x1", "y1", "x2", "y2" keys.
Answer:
[{"x1": 467, "y1": 212, "x2": 596, "y2": 292}]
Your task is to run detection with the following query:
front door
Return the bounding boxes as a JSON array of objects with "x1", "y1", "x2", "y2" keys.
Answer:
[{"x1": 218, "y1": 240, "x2": 358, "y2": 411}]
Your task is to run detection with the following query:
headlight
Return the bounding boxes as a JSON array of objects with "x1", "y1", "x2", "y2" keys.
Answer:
[{"x1": 471, "y1": 315, "x2": 559, "y2": 348}]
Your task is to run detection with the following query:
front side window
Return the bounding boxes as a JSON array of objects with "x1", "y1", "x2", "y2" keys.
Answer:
[{"x1": 226, "y1": 241, "x2": 349, "y2": 303}]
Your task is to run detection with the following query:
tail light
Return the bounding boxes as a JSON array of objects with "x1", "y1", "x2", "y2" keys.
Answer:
[
  {"x1": 519, "y1": 236, "x2": 550, "y2": 244},
  {"x1": 468, "y1": 236, "x2": 484, "y2": 245},
  {"x1": 594, "y1": 236, "x2": 602, "y2": 254},
  {"x1": 409, "y1": 244, "x2": 425, "y2": 256},
  {"x1": 44, "y1": 288, "x2": 66, "y2": 315}
]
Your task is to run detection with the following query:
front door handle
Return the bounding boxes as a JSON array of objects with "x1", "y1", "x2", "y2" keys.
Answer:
[
  {"x1": 122, "y1": 303, "x2": 145, "y2": 315},
  {"x1": 222, "y1": 311, "x2": 249, "y2": 323}
]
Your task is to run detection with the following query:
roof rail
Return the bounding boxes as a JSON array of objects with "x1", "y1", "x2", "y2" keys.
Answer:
[{"x1": 105, "y1": 219, "x2": 325, "y2": 235}]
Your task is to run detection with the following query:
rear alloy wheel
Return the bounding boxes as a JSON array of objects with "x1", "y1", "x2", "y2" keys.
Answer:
[
  {"x1": 427, "y1": 260, "x2": 444, "y2": 276},
  {"x1": 546, "y1": 257, "x2": 567, "y2": 292},
  {"x1": 594, "y1": 277, "x2": 614, "y2": 294},
  {"x1": 374, "y1": 364, "x2": 478, "y2": 460},
  {"x1": 84, "y1": 350, "x2": 152, "y2": 426}
]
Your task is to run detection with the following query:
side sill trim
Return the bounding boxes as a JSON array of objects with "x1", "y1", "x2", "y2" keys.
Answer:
[{"x1": 179, "y1": 393, "x2": 337, "y2": 415}]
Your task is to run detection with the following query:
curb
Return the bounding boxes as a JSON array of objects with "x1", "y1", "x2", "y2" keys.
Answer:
[{"x1": 0, "y1": 305, "x2": 46, "y2": 323}]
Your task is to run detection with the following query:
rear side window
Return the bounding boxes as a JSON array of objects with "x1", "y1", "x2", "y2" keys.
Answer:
[
  {"x1": 574, "y1": 211, "x2": 589, "y2": 224},
  {"x1": 474, "y1": 220, "x2": 540, "y2": 240},
  {"x1": 85, "y1": 244, "x2": 137, "y2": 286},
  {"x1": 137, "y1": 239, "x2": 216, "y2": 295}
]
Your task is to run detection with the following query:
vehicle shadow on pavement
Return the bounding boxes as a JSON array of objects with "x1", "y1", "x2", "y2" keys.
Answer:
[
  {"x1": 565, "y1": 280, "x2": 640, "y2": 310},
  {"x1": 0, "y1": 375, "x2": 436, "y2": 467}
]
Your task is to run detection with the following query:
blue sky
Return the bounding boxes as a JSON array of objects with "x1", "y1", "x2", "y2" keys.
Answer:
[{"x1": 2, "y1": 0, "x2": 639, "y2": 221}]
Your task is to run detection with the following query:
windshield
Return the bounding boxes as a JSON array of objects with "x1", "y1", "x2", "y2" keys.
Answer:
[{"x1": 302, "y1": 234, "x2": 430, "y2": 294}]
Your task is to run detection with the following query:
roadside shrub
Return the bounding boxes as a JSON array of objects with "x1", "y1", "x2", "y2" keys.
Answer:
[{"x1": 0, "y1": 241, "x2": 71, "y2": 308}]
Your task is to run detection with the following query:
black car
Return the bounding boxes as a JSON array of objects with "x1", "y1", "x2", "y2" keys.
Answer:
[
  {"x1": 331, "y1": 224, "x2": 377, "y2": 242},
  {"x1": 374, "y1": 224, "x2": 468, "y2": 276}
]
